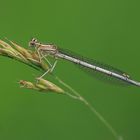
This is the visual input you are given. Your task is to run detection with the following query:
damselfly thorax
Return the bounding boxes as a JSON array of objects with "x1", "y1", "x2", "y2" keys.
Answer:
[{"x1": 29, "y1": 38, "x2": 58, "y2": 55}]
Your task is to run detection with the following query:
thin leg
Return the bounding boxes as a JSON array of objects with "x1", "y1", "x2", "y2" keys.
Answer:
[
  {"x1": 37, "y1": 51, "x2": 58, "y2": 79},
  {"x1": 38, "y1": 60, "x2": 58, "y2": 79},
  {"x1": 40, "y1": 52, "x2": 52, "y2": 67},
  {"x1": 36, "y1": 48, "x2": 41, "y2": 62},
  {"x1": 38, "y1": 69, "x2": 50, "y2": 79},
  {"x1": 40, "y1": 52, "x2": 58, "y2": 72},
  {"x1": 50, "y1": 60, "x2": 57, "y2": 72}
]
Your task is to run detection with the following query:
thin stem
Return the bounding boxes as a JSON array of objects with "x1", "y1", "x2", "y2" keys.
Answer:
[
  {"x1": 53, "y1": 75, "x2": 123, "y2": 140},
  {"x1": 64, "y1": 91, "x2": 81, "y2": 100}
]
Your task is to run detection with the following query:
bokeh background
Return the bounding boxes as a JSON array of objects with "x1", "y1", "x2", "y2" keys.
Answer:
[{"x1": 0, "y1": 0, "x2": 140, "y2": 140}]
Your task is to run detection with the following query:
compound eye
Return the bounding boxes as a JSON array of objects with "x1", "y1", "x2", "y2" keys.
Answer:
[{"x1": 32, "y1": 38, "x2": 37, "y2": 43}]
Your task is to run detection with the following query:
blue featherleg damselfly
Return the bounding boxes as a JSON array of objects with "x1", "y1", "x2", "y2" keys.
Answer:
[
  {"x1": 28, "y1": 38, "x2": 134, "y2": 140},
  {"x1": 29, "y1": 38, "x2": 140, "y2": 87}
]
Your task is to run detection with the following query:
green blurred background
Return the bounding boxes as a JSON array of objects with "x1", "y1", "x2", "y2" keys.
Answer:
[{"x1": 0, "y1": 0, "x2": 140, "y2": 140}]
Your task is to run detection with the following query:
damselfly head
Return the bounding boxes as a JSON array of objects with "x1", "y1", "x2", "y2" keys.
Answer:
[{"x1": 29, "y1": 38, "x2": 38, "y2": 47}]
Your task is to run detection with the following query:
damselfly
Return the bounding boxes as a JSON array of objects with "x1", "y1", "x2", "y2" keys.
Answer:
[
  {"x1": 29, "y1": 38, "x2": 140, "y2": 87},
  {"x1": 29, "y1": 38, "x2": 134, "y2": 140}
]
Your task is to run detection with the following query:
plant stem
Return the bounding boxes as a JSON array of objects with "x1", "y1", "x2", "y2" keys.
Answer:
[{"x1": 53, "y1": 75, "x2": 123, "y2": 140}]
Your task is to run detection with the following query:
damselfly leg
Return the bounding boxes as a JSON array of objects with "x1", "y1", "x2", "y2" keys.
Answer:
[
  {"x1": 38, "y1": 51, "x2": 58, "y2": 79},
  {"x1": 34, "y1": 48, "x2": 41, "y2": 62},
  {"x1": 40, "y1": 52, "x2": 52, "y2": 67}
]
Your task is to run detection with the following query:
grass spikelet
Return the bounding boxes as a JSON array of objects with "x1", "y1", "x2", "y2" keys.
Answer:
[
  {"x1": 37, "y1": 78, "x2": 64, "y2": 93},
  {"x1": 0, "y1": 39, "x2": 49, "y2": 71},
  {"x1": 19, "y1": 79, "x2": 64, "y2": 94},
  {"x1": 9, "y1": 40, "x2": 35, "y2": 59}
]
